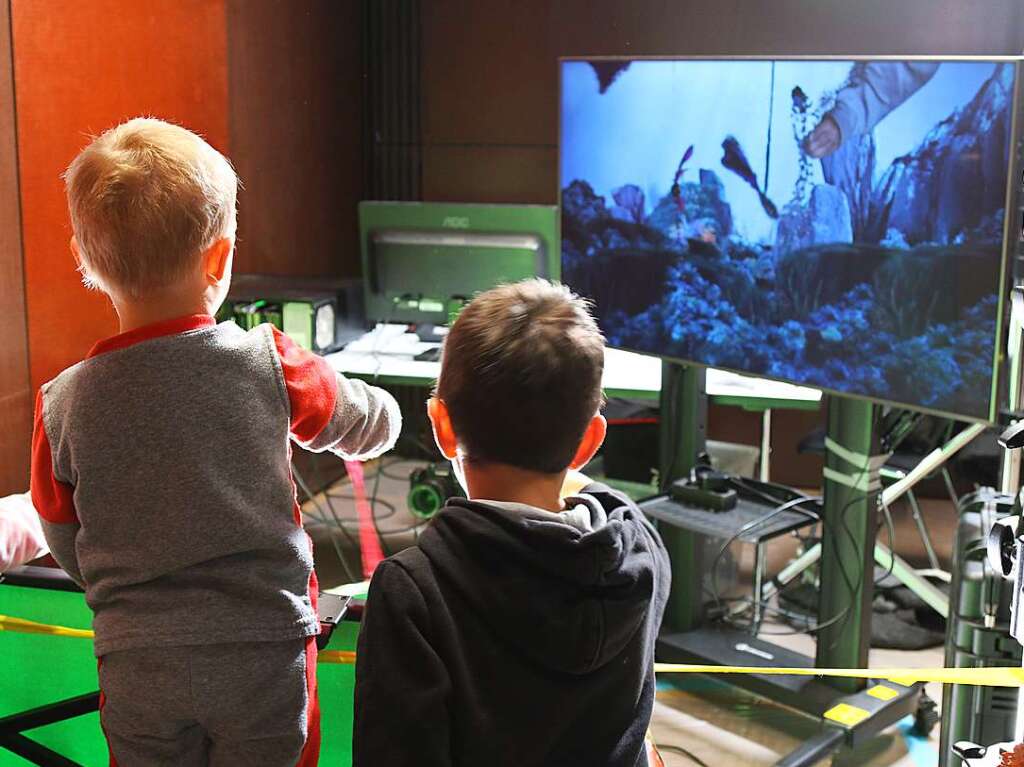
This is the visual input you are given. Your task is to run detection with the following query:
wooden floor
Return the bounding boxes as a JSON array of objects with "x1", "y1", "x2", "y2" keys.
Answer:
[{"x1": 650, "y1": 634, "x2": 946, "y2": 766}]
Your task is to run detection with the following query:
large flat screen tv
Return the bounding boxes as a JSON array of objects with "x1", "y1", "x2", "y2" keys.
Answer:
[{"x1": 560, "y1": 57, "x2": 1022, "y2": 421}]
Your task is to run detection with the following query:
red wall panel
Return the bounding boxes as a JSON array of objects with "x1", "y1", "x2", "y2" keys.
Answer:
[{"x1": 12, "y1": 0, "x2": 228, "y2": 389}]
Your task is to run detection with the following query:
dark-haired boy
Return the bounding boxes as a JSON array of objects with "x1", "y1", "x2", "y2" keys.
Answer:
[{"x1": 354, "y1": 279, "x2": 671, "y2": 767}]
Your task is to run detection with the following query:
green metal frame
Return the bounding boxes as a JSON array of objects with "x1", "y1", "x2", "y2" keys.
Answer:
[
  {"x1": 657, "y1": 362, "x2": 707, "y2": 633},
  {"x1": 814, "y1": 397, "x2": 877, "y2": 692},
  {"x1": 656, "y1": 359, "x2": 877, "y2": 691}
]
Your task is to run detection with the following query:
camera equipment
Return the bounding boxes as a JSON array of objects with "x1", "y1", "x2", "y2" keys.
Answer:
[{"x1": 407, "y1": 463, "x2": 464, "y2": 520}]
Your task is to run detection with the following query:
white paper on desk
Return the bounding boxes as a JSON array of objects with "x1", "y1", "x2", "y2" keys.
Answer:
[{"x1": 344, "y1": 323, "x2": 437, "y2": 357}]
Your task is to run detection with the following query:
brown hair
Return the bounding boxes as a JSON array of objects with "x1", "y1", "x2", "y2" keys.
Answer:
[
  {"x1": 436, "y1": 279, "x2": 605, "y2": 473},
  {"x1": 64, "y1": 117, "x2": 238, "y2": 298}
]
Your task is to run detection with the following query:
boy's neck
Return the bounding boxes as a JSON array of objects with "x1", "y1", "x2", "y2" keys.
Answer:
[
  {"x1": 462, "y1": 460, "x2": 568, "y2": 513},
  {"x1": 112, "y1": 291, "x2": 214, "y2": 334}
]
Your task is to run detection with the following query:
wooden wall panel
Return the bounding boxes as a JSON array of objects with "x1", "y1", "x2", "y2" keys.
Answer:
[
  {"x1": 227, "y1": 0, "x2": 362, "y2": 278},
  {"x1": 11, "y1": 0, "x2": 229, "y2": 390},
  {"x1": 0, "y1": 0, "x2": 31, "y2": 494},
  {"x1": 421, "y1": 0, "x2": 1024, "y2": 205},
  {"x1": 423, "y1": 146, "x2": 555, "y2": 203}
]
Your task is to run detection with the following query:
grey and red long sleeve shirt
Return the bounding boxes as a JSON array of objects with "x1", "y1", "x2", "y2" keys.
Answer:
[{"x1": 30, "y1": 314, "x2": 401, "y2": 656}]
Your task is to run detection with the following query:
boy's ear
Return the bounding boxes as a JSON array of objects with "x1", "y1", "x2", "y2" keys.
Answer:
[
  {"x1": 427, "y1": 397, "x2": 458, "y2": 459},
  {"x1": 569, "y1": 414, "x2": 607, "y2": 470},
  {"x1": 203, "y1": 237, "x2": 233, "y2": 285}
]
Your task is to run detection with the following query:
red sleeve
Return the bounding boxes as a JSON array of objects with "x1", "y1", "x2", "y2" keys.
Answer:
[
  {"x1": 30, "y1": 389, "x2": 78, "y2": 525},
  {"x1": 271, "y1": 326, "x2": 340, "y2": 444}
]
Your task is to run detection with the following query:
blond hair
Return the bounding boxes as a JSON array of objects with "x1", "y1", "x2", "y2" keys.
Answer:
[{"x1": 64, "y1": 117, "x2": 238, "y2": 298}]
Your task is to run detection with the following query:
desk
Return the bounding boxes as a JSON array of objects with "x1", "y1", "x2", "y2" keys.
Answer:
[
  {"x1": 326, "y1": 325, "x2": 822, "y2": 480},
  {"x1": 326, "y1": 324, "x2": 821, "y2": 409}
]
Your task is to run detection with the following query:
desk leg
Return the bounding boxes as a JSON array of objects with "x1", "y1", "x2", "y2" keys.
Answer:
[
  {"x1": 759, "y1": 409, "x2": 772, "y2": 482},
  {"x1": 658, "y1": 361, "x2": 708, "y2": 633}
]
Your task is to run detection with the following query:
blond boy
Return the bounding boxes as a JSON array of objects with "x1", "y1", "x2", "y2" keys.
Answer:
[{"x1": 31, "y1": 118, "x2": 400, "y2": 766}]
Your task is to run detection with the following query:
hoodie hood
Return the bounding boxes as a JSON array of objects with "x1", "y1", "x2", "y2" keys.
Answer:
[{"x1": 416, "y1": 483, "x2": 665, "y2": 675}]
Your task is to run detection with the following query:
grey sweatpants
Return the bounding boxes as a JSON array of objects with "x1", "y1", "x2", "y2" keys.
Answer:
[{"x1": 98, "y1": 638, "x2": 319, "y2": 767}]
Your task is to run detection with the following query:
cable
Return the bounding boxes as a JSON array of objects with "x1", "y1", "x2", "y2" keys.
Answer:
[
  {"x1": 299, "y1": 456, "x2": 429, "y2": 578},
  {"x1": 325, "y1": 484, "x2": 399, "y2": 522},
  {"x1": 707, "y1": 455, "x2": 882, "y2": 643},
  {"x1": 368, "y1": 452, "x2": 392, "y2": 556},
  {"x1": 740, "y1": 485, "x2": 876, "y2": 642},
  {"x1": 707, "y1": 495, "x2": 821, "y2": 622},
  {"x1": 378, "y1": 462, "x2": 420, "y2": 482},
  {"x1": 726, "y1": 476, "x2": 820, "y2": 515},
  {"x1": 875, "y1": 499, "x2": 897, "y2": 587},
  {"x1": 827, "y1": 480, "x2": 885, "y2": 651},
  {"x1": 657, "y1": 744, "x2": 711, "y2": 767},
  {"x1": 712, "y1": 595, "x2": 851, "y2": 637},
  {"x1": 292, "y1": 460, "x2": 360, "y2": 583},
  {"x1": 321, "y1": 495, "x2": 429, "y2": 536}
]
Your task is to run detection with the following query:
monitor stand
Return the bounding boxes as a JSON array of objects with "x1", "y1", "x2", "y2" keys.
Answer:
[{"x1": 654, "y1": 360, "x2": 922, "y2": 766}]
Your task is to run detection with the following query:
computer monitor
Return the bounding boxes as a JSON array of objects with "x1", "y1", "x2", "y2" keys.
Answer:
[
  {"x1": 359, "y1": 202, "x2": 559, "y2": 326},
  {"x1": 560, "y1": 56, "x2": 1023, "y2": 422}
]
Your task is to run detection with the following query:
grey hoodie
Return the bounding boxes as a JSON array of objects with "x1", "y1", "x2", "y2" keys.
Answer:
[{"x1": 31, "y1": 315, "x2": 400, "y2": 656}]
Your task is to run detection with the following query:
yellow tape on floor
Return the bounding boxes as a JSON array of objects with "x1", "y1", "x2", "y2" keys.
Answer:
[
  {"x1": 650, "y1": 663, "x2": 1024, "y2": 688},
  {"x1": 0, "y1": 614, "x2": 94, "y2": 639},
  {"x1": 5, "y1": 614, "x2": 1024, "y2": 687}
]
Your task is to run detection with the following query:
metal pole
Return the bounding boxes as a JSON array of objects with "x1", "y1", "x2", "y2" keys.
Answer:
[
  {"x1": 751, "y1": 543, "x2": 767, "y2": 634},
  {"x1": 815, "y1": 396, "x2": 876, "y2": 692},
  {"x1": 882, "y1": 423, "x2": 987, "y2": 506},
  {"x1": 658, "y1": 360, "x2": 707, "y2": 634},
  {"x1": 759, "y1": 409, "x2": 772, "y2": 482}
]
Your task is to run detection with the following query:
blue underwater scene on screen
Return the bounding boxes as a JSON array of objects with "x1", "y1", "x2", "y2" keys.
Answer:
[{"x1": 560, "y1": 59, "x2": 1016, "y2": 419}]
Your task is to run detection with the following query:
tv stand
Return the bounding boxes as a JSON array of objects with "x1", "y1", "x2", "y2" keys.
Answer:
[{"x1": 655, "y1": 359, "x2": 921, "y2": 766}]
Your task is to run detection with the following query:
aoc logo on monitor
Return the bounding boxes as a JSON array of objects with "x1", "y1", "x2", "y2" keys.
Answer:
[{"x1": 442, "y1": 216, "x2": 470, "y2": 229}]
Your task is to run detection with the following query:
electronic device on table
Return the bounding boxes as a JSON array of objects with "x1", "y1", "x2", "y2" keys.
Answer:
[
  {"x1": 221, "y1": 275, "x2": 366, "y2": 355},
  {"x1": 358, "y1": 201, "x2": 559, "y2": 328},
  {"x1": 407, "y1": 463, "x2": 465, "y2": 519},
  {"x1": 561, "y1": 55, "x2": 1024, "y2": 767}
]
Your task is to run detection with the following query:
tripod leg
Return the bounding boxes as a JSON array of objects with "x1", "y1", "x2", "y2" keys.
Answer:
[{"x1": 906, "y1": 489, "x2": 942, "y2": 571}]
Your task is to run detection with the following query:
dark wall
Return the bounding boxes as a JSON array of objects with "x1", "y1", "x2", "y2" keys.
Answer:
[
  {"x1": 0, "y1": 0, "x2": 30, "y2": 495},
  {"x1": 421, "y1": 0, "x2": 1024, "y2": 204},
  {"x1": 418, "y1": 0, "x2": 1024, "y2": 486},
  {"x1": 228, "y1": 0, "x2": 363, "y2": 278}
]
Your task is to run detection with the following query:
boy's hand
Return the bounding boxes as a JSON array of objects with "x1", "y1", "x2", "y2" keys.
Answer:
[{"x1": 560, "y1": 469, "x2": 591, "y2": 499}]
